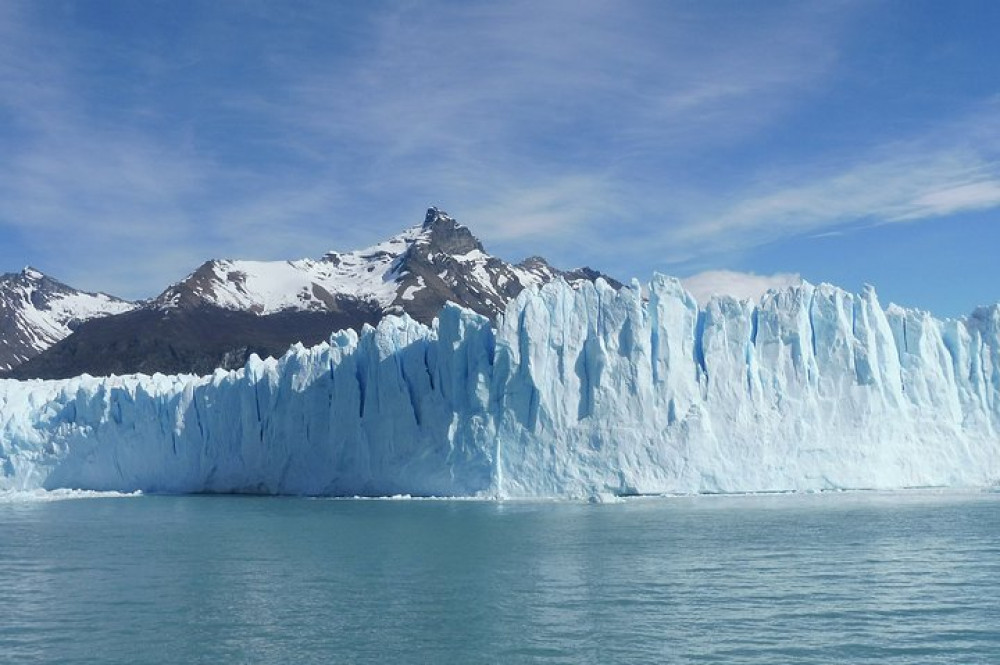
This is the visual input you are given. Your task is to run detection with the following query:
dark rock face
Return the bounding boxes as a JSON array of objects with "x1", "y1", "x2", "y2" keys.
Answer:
[
  {"x1": 8, "y1": 303, "x2": 383, "y2": 379},
  {"x1": 387, "y1": 209, "x2": 514, "y2": 323},
  {"x1": 6, "y1": 208, "x2": 620, "y2": 379},
  {"x1": 419, "y1": 207, "x2": 483, "y2": 254},
  {"x1": 388, "y1": 208, "x2": 621, "y2": 325},
  {"x1": 154, "y1": 260, "x2": 231, "y2": 311}
]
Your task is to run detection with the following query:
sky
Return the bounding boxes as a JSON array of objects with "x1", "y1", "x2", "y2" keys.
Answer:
[{"x1": 1, "y1": 0, "x2": 998, "y2": 316}]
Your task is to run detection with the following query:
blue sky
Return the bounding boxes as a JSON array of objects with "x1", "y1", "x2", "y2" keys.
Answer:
[{"x1": 1, "y1": 0, "x2": 998, "y2": 316}]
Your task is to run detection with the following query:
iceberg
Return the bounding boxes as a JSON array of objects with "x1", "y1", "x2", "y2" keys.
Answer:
[{"x1": 1, "y1": 277, "x2": 998, "y2": 497}]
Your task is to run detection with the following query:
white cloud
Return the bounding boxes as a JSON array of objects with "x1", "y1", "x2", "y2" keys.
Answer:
[
  {"x1": 681, "y1": 270, "x2": 802, "y2": 305},
  {"x1": 666, "y1": 104, "x2": 1000, "y2": 259},
  {"x1": 895, "y1": 180, "x2": 1000, "y2": 221}
]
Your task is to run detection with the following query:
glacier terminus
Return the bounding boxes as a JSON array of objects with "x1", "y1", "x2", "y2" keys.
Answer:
[{"x1": 1, "y1": 276, "x2": 999, "y2": 498}]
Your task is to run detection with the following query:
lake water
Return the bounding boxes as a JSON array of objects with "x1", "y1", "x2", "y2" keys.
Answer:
[{"x1": 1, "y1": 491, "x2": 999, "y2": 664}]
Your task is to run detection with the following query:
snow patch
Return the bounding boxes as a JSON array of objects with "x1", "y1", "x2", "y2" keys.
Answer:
[
  {"x1": 400, "y1": 276, "x2": 425, "y2": 301},
  {"x1": 161, "y1": 226, "x2": 426, "y2": 314}
]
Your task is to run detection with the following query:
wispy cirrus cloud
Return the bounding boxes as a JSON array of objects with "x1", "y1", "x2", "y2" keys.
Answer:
[
  {"x1": 2, "y1": 0, "x2": 997, "y2": 308},
  {"x1": 260, "y1": 0, "x2": 855, "y2": 244},
  {"x1": 641, "y1": 101, "x2": 1000, "y2": 268},
  {"x1": 894, "y1": 180, "x2": 1000, "y2": 221}
]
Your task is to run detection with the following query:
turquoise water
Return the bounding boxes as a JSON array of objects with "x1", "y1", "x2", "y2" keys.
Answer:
[{"x1": 1, "y1": 492, "x2": 999, "y2": 664}]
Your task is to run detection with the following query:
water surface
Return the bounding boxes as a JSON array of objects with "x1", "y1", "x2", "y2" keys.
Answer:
[{"x1": 1, "y1": 491, "x2": 998, "y2": 664}]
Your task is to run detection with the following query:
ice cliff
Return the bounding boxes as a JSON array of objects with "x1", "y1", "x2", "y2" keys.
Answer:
[{"x1": 1, "y1": 276, "x2": 999, "y2": 497}]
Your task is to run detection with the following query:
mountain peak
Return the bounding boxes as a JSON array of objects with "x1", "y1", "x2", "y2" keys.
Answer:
[
  {"x1": 422, "y1": 207, "x2": 454, "y2": 229},
  {"x1": 416, "y1": 207, "x2": 483, "y2": 256},
  {"x1": 20, "y1": 266, "x2": 45, "y2": 281}
]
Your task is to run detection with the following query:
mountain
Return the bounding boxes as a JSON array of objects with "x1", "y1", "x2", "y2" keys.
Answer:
[
  {"x1": 1, "y1": 277, "x2": 998, "y2": 497},
  {"x1": 7, "y1": 208, "x2": 618, "y2": 379},
  {"x1": 150, "y1": 207, "x2": 613, "y2": 322},
  {"x1": 0, "y1": 268, "x2": 135, "y2": 373}
]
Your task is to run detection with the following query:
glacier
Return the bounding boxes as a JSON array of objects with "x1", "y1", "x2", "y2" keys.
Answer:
[{"x1": 1, "y1": 276, "x2": 999, "y2": 498}]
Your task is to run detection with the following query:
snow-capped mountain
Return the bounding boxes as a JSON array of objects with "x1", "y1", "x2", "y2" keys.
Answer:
[
  {"x1": 8, "y1": 208, "x2": 617, "y2": 379},
  {"x1": 0, "y1": 268, "x2": 135, "y2": 373},
  {"x1": 153, "y1": 208, "x2": 616, "y2": 322}
]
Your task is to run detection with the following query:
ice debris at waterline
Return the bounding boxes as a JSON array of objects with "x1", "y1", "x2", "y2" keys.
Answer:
[
  {"x1": 1, "y1": 276, "x2": 999, "y2": 497},
  {"x1": 0, "y1": 489, "x2": 142, "y2": 504}
]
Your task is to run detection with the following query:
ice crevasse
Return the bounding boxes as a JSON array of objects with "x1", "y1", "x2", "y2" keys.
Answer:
[{"x1": 1, "y1": 276, "x2": 999, "y2": 497}]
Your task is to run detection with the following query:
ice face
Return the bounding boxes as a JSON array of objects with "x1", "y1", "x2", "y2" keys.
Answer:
[{"x1": 1, "y1": 277, "x2": 998, "y2": 497}]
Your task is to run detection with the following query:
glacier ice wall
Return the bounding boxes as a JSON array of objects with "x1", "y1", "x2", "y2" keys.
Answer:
[{"x1": 1, "y1": 277, "x2": 999, "y2": 497}]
